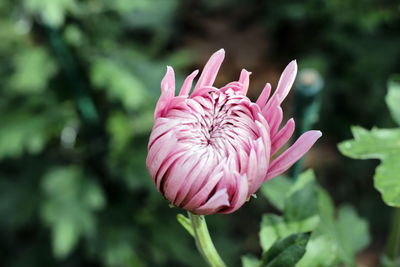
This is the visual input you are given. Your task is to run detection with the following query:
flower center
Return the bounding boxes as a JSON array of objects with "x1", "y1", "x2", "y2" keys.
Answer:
[{"x1": 165, "y1": 89, "x2": 259, "y2": 158}]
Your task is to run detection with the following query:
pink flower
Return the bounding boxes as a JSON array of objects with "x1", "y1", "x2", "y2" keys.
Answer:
[{"x1": 146, "y1": 49, "x2": 322, "y2": 215}]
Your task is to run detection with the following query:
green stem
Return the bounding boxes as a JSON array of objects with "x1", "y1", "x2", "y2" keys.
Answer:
[
  {"x1": 385, "y1": 208, "x2": 400, "y2": 264},
  {"x1": 188, "y1": 212, "x2": 227, "y2": 267}
]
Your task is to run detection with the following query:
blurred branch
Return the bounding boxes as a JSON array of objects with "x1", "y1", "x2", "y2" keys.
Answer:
[
  {"x1": 46, "y1": 26, "x2": 99, "y2": 125},
  {"x1": 383, "y1": 208, "x2": 400, "y2": 266},
  {"x1": 291, "y1": 69, "x2": 324, "y2": 179}
]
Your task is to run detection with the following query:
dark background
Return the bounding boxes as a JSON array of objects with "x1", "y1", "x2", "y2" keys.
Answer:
[{"x1": 0, "y1": 0, "x2": 399, "y2": 266}]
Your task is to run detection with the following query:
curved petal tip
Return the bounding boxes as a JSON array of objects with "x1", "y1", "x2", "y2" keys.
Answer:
[
  {"x1": 194, "y1": 48, "x2": 226, "y2": 91},
  {"x1": 216, "y1": 48, "x2": 225, "y2": 55},
  {"x1": 274, "y1": 60, "x2": 298, "y2": 103},
  {"x1": 239, "y1": 69, "x2": 252, "y2": 95},
  {"x1": 161, "y1": 66, "x2": 175, "y2": 92},
  {"x1": 311, "y1": 130, "x2": 323, "y2": 138}
]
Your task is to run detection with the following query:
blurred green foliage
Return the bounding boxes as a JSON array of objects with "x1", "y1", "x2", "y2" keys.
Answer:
[
  {"x1": 258, "y1": 171, "x2": 370, "y2": 267},
  {"x1": 41, "y1": 166, "x2": 106, "y2": 258},
  {"x1": 0, "y1": 0, "x2": 399, "y2": 266}
]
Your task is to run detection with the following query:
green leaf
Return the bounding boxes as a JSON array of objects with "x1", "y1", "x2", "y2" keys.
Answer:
[
  {"x1": 297, "y1": 201, "x2": 369, "y2": 267},
  {"x1": 53, "y1": 219, "x2": 80, "y2": 258},
  {"x1": 260, "y1": 171, "x2": 370, "y2": 266},
  {"x1": 374, "y1": 157, "x2": 400, "y2": 206},
  {"x1": 296, "y1": 188, "x2": 339, "y2": 267},
  {"x1": 23, "y1": 0, "x2": 78, "y2": 27},
  {"x1": 241, "y1": 255, "x2": 260, "y2": 267},
  {"x1": 335, "y1": 205, "x2": 370, "y2": 264},
  {"x1": 261, "y1": 176, "x2": 293, "y2": 211},
  {"x1": 260, "y1": 233, "x2": 310, "y2": 267},
  {"x1": 386, "y1": 76, "x2": 400, "y2": 126},
  {"x1": 0, "y1": 108, "x2": 66, "y2": 159},
  {"x1": 260, "y1": 215, "x2": 287, "y2": 251},
  {"x1": 339, "y1": 126, "x2": 400, "y2": 207},
  {"x1": 41, "y1": 166, "x2": 106, "y2": 258},
  {"x1": 177, "y1": 214, "x2": 194, "y2": 237},
  {"x1": 296, "y1": 234, "x2": 338, "y2": 267},
  {"x1": 104, "y1": 0, "x2": 153, "y2": 14},
  {"x1": 64, "y1": 24, "x2": 84, "y2": 47},
  {"x1": 260, "y1": 171, "x2": 319, "y2": 251},
  {"x1": 91, "y1": 58, "x2": 147, "y2": 111},
  {"x1": 9, "y1": 46, "x2": 57, "y2": 94},
  {"x1": 316, "y1": 188, "x2": 335, "y2": 223},
  {"x1": 284, "y1": 171, "x2": 318, "y2": 222},
  {"x1": 118, "y1": 0, "x2": 178, "y2": 28},
  {"x1": 259, "y1": 214, "x2": 318, "y2": 252},
  {"x1": 107, "y1": 112, "x2": 133, "y2": 156},
  {"x1": 339, "y1": 126, "x2": 400, "y2": 160}
]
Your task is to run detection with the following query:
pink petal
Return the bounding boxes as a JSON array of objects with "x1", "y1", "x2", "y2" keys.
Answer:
[
  {"x1": 194, "y1": 189, "x2": 230, "y2": 215},
  {"x1": 252, "y1": 139, "x2": 269, "y2": 192},
  {"x1": 193, "y1": 49, "x2": 225, "y2": 92},
  {"x1": 179, "y1": 70, "x2": 199, "y2": 96},
  {"x1": 245, "y1": 147, "x2": 258, "y2": 194},
  {"x1": 265, "y1": 130, "x2": 322, "y2": 180},
  {"x1": 146, "y1": 131, "x2": 176, "y2": 176},
  {"x1": 274, "y1": 60, "x2": 297, "y2": 104},
  {"x1": 163, "y1": 152, "x2": 198, "y2": 202},
  {"x1": 262, "y1": 97, "x2": 283, "y2": 136},
  {"x1": 271, "y1": 119, "x2": 295, "y2": 155},
  {"x1": 255, "y1": 118, "x2": 272, "y2": 152},
  {"x1": 183, "y1": 170, "x2": 224, "y2": 211},
  {"x1": 174, "y1": 150, "x2": 211, "y2": 206},
  {"x1": 254, "y1": 111, "x2": 271, "y2": 134},
  {"x1": 246, "y1": 121, "x2": 270, "y2": 193},
  {"x1": 155, "y1": 66, "x2": 176, "y2": 119},
  {"x1": 220, "y1": 81, "x2": 244, "y2": 93},
  {"x1": 262, "y1": 95, "x2": 279, "y2": 121},
  {"x1": 148, "y1": 118, "x2": 179, "y2": 148},
  {"x1": 269, "y1": 106, "x2": 283, "y2": 137},
  {"x1": 180, "y1": 152, "x2": 222, "y2": 207},
  {"x1": 220, "y1": 174, "x2": 249, "y2": 214},
  {"x1": 256, "y1": 83, "x2": 272, "y2": 109},
  {"x1": 155, "y1": 150, "x2": 187, "y2": 191},
  {"x1": 190, "y1": 86, "x2": 219, "y2": 99},
  {"x1": 238, "y1": 69, "x2": 251, "y2": 95}
]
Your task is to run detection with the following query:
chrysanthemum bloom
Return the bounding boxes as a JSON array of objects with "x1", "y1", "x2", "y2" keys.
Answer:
[{"x1": 147, "y1": 49, "x2": 321, "y2": 215}]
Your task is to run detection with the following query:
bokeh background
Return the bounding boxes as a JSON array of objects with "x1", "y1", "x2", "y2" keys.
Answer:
[{"x1": 1, "y1": 0, "x2": 400, "y2": 266}]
